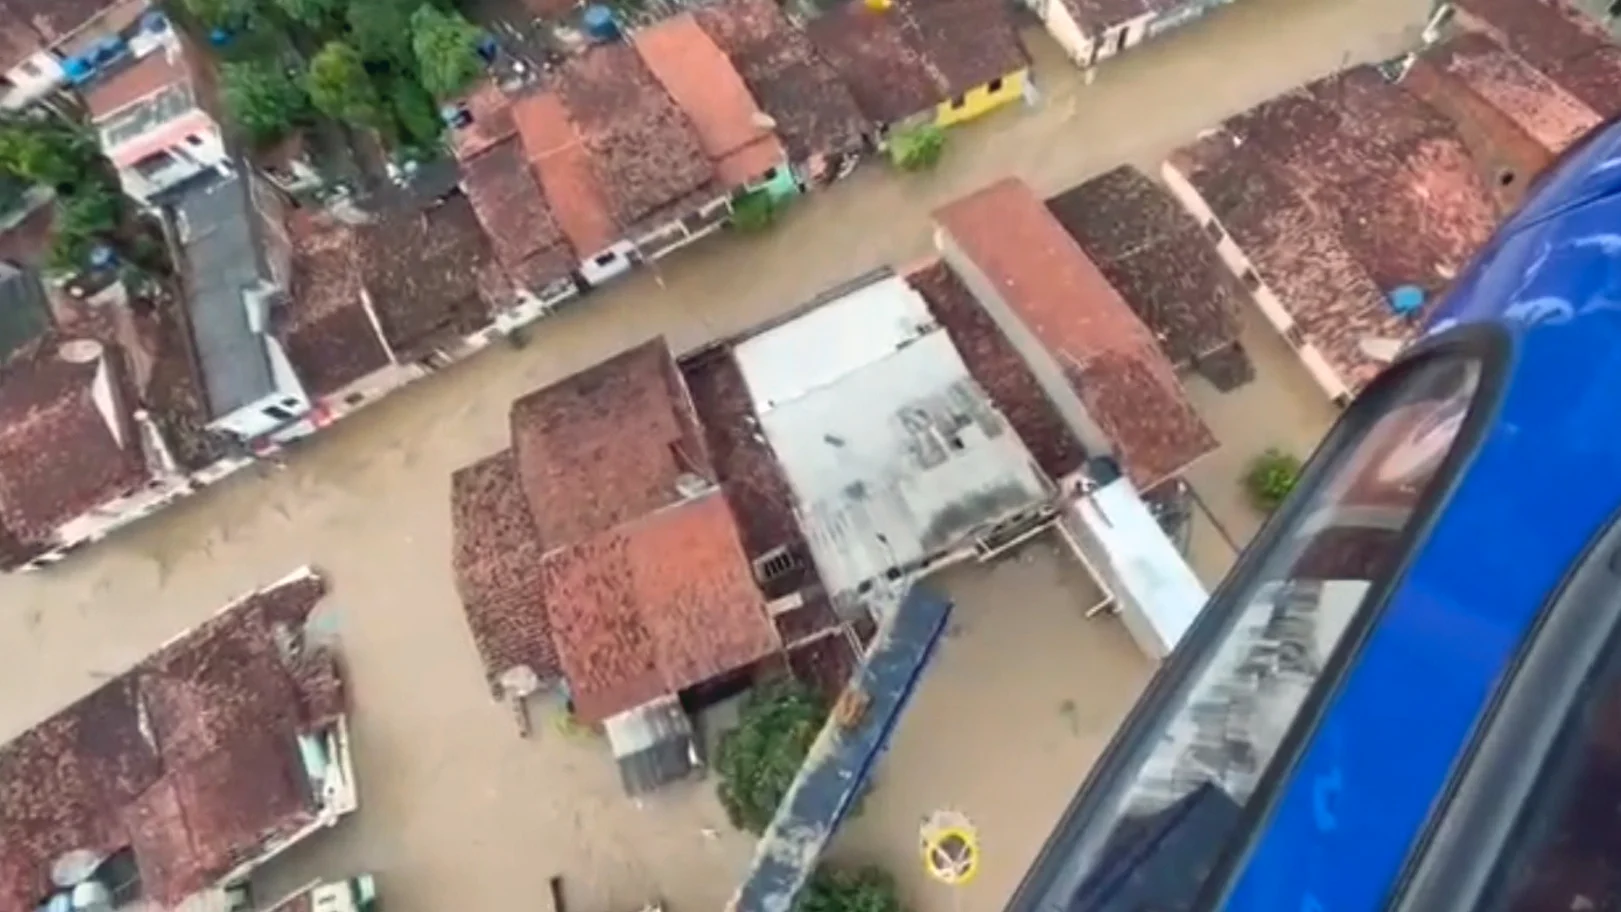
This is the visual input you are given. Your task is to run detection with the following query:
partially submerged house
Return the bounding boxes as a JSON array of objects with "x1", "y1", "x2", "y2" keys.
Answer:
[
  {"x1": 1024, "y1": 0, "x2": 1234, "y2": 73},
  {"x1": 806, "y1": 0, "x2": 1029, "y2": 137},
  {"x1": 1159, "y1": 20, "x2": 1604, "y2": 400},
  {"x1": 451, "y1": 339, "x2": 785, "y2": 796},
  {"x1": 730, "y1": 271, "x2": 1056, "y2": 617},
  {"x1": 0, "y1": 567, "x2": 357, "y2": 911},
  {"x1": 933, "y1": 177, "x2": 1215, "y2": 658}
]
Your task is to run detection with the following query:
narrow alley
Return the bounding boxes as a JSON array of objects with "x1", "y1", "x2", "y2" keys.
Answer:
[{"x1": 0, "y1": 0, "x2": 1426, "y2": 907}]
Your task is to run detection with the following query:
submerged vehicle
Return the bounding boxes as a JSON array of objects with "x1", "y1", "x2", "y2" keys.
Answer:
[{"x1": 1007, "y1": 118, "x2": 1621, "y2": 911}]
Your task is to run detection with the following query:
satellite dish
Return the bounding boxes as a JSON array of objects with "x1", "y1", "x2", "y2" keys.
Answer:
[
  {"x1": 1358, "y1": 337, "x2": 1405, "y2": 364},
  {"x1": 57, "y1": 339, "x2": 104, "y2": 364},
  {"x1": 50, "y1": 850, "x2": 102, "y2": 888}
]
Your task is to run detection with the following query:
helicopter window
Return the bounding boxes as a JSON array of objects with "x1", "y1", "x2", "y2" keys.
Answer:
[{"x1": 1010, "y1": 350, "x2": 1487, "y2": 912}]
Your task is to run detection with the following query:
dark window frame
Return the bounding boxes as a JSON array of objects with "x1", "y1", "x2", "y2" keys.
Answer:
[{"x1": 1003, "y1": 322, "x2": 1510, "y2": 912}]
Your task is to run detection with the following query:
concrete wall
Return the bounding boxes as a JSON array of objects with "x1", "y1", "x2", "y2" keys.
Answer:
[{"x1": 933, "y1": 68, "x2": 1029, "y2": 128}]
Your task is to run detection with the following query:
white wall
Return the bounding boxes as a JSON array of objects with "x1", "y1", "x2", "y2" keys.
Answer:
[{"x1": 2, "y1": 51, "x2": 65, "y2": 110}]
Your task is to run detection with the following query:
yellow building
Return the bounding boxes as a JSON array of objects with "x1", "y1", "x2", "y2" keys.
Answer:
[{"x1": 933, "y1": 68, "x2": 1029, "y2": 127}]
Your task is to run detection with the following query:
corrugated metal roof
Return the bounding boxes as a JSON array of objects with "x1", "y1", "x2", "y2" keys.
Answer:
[
  {"x1": 604, "y1": 695, "x2": 697, "y2": 796},
  {"x1": 170, "y1": 173, "x2": 276, "y2": 418},
  {"x1": 727, "y1": 584, "x2": 953, "y2": 912}
]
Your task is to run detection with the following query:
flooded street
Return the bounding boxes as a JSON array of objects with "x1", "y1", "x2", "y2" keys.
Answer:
[{"x1": 1, "y1": 0, "x2": 1423, "y2": 907}]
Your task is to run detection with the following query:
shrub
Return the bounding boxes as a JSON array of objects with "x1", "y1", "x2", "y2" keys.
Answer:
[
  {"x1": 222, "y1": 60, "x2": 311, "y2": 145},
  {"x1": 715, "y1": 680, "x2": 827, "y2": 833},
  {"x1": 887, "y1": 123, "x2": 945, "y2": 172},
  {"x1": 729, "y1": 188, "x2": 778, "y2": 232},
  {"x1": 1245, "y1": 448, "x2": 1302, "y2": 513},
  {"x1": 796, "y1": 865, "x2": 906, "y2": 912}
]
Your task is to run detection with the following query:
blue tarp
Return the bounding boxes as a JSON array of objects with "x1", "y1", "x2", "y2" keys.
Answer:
[{"x1": 727, "y1": 585, "x2": 954, "y2": 912}]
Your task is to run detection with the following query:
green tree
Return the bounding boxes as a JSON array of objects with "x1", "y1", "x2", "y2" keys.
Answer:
[
  {"x1": 0, "y1": 119, "x2": 102, "y2": 191},
  {"x1": 887, "y1": 123, "x2": 945, "y2": 172},
  {"x1": 387, "y1": 72, "x2": 443, "y2": 146},
  {"x1": 347, "y1": 0, "x2": 415, "y2": 65},
  {"x1": 308, "y1": 42, "x2": 387, "y2": 131},
  {"x1": 796, "y1": 865, "x2": 906, "y2": 912},
  {"x1": 1244, "y1": 447, "x2": 1302, "y2": 513},
  {"x1": 222, "y1": 60, "x2": 311, "y2": 144},
  {"x1": 716, "y1": 680, "x2": 827, "y2": 834},
  {"x1": 274, "y1": 0, "x2": 345, "y2": 32},
  {"x1": 410, "y1": 5, "x2": 482, "y2": 98},
  {"x1": 48, "y1": 183, "x2": 123, "y2": 273}
]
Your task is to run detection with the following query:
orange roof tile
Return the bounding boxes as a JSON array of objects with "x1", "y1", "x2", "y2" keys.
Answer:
[
  {"x1": 934, "y1": 178, "x2": 1215, "y2": 489},
  {"x1": 541, "y1": 490, "x2": 778, "y2": 722},
  {"x1": 1425, "y1": 31, "x2": 1598, "y2": 156},
  {"x1": 510, "y1": 338, "x2": 717, "y2": 546},
  {"x1": 634, "y1": 12, "x2": 785, "y2": 186},
  {"x1": 85, "y1": 51, "x2": 189, "y2": 119},
  {"x1": 461, "y1": 135, "x2": 572, "y2": 274},
  {"x1": 512, "y1": 90, "x2": 622, "y2": 256}
]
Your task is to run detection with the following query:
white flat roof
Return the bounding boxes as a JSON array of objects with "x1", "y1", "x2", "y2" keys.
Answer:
[{"x1": 734, "y1": 276, "x2": 1052, "y2": 606}]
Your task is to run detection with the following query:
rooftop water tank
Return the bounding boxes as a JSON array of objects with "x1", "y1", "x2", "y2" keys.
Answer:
[
  {"x1": 62, "y1": 56, "x2": 93, "y2": 85},
  {"x1": 581, "y1": 5, "x2": 620, "y2": 42}
]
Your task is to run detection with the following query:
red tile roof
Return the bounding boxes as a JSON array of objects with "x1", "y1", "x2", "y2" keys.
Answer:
[
  {"x1": 450, "y1": 80, "x2": 519, "y2": 162},
  {"x1": 357, "y1": 196, "x2": 496, "y2": 358},
  {"x1": 905, "y1": 260, "x2": 1087, "y2": 481},
  {"x1": 1046, "y1": 166, "x2": 1243, "y2": 367},
  {"x1": 461, "y1": 135, "x2": 576, "y2": 287},
  {"x1": 280, "y1": 211, "x2": 390, "y2": 399},
  {"x1": 0, "y1": 341, "x2": 147, "y2": 555},
  {"x1": 693, "y1": 0, "x2": 871, "y2": 161},
  {"x1": 84, "y1": 51, "x2": 189, "y2": 120},
  {"x1": 634, "y1": 13, "x2": 787, "y2": 187},
  {"x1": 542, "y1": 489, "x2": 777, "y2": 722},
  {"x1": 513, "y1": 90, "x2": 624, "y2": 256},
  {"x1": 806, "y1": 3, "x2": 944, "y2": 125},
  {"x1": 1421, "y1": 30, "x2": 1597, "y2": 156},
  {"x1": 554, "y1": 43, "x2": 718, "y2": 232},
  {"x1": 904, "y1": 0, "x2": 1027, "y2": 99},
  {"x1": 1454, "y1": 0, "x2": 1621, "y2": 118},
  {"x1": 1057, "y1": 0, "x2": 1149, "y2": 37},
  {"x1": 934, "y1": 178, "x2": 1215, "y2": 489},
  {"x1": 511, "y1": 338, "x2": 715, "y2": 546},
  {"x1": 451, "y1": 450, "x2": 559, "y2": 693},
  {"x1": 0, "y1": 571, "x2": 343, "y2": 911}
]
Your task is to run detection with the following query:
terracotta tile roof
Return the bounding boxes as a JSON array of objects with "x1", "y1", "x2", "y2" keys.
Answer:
[
  {"x1": 806, "y1": 4, "x2": 944, "y2": 125},
  {"x1": 0, "y1": 341, "x2": 147, "y2": 557},
  {"x1": 0, "y1": 571, "x2": 343, "y2": 911},
  {"x1": 513, "y1": 90, "x2": 623, "y2": 257},
  {"x1": 634, "y1": 13, "x2": 787, "y2": 187},
  {"x1": 510, "y1": 338, "x2": 715, "y2": 547},
  {"x1": 904, "y1": 0, "x2": 1028, "y2": 99},
  {"x1": 1168, "y1": 132, "x2": 1400, "y2": 393},
  {"x1": 1421, "y1": 31, "x2": 1597, "y2": 156},
  {"x1": 279, "y1": 211, "x2": 389, "y2": 399},
  {"x1": 461, "y1": 135, "x2": 575, "y2": 288},
  {"x1": 934, "y1": 178, "x2": 1215, "y2": 489},
  {"x1": 451, "y1": 450, "x2": 559, "y2": 692},
  {"x1": 1454, "y1": 0, "x2": 1621, "y2": 118},
  {"x1": 357, "y1": 196, "x2": 494, "y2": 359},
  {"x1": 554, "y1": 43, "x2": 718, "y2": 232},
  {"x1": 84, "y1": 51, "x2": 189, "y2": 120},
  {"x1": 542, "y1": 489, "x2": 777, "y2": 722},
  {"x1": 905, "y1": 260, "x2": 1086, "y2": 480},
  {"x1": 449, "y1": 81, "x2": 519, "y2": 162},
  {"x1": 1047, "y1": 166, "x2": 1242, "y2": 367},
  {"x1": 694, "y1": 0, "x2": 870, "y2": 161},
  {"x1": 680, "y1": 345, "x2": 805, "y2": 559}
]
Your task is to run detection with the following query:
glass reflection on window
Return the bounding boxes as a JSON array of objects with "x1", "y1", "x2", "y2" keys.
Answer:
[{"x1": 1069, "y1": 358, "x2": 1482, "y2": 912}]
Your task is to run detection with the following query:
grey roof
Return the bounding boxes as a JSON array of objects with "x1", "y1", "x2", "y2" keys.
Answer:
[
  {"x1": 0, "y1": 262, "x2": 49, "y2": 362},
  {"x1": 170, "y1": 173, "x2": 277, "y2": 418},
  {"x1": 728, "y1": 584, "x2": 954, "y2": 912},
  {"x1": 604, "y1": 695, "x2": 697, "y2": 797},
  {"x1": 732, "y1": 276, "x2": 1053, "y2": 614}
]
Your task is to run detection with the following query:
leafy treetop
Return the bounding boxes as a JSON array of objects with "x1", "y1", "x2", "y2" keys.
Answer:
[
  {"x1": 796, "y1": 865, "x2": 907, "y2": 912},
  {"x1": 715, "y1": 680, "x2": 828, "y2": 834}
]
